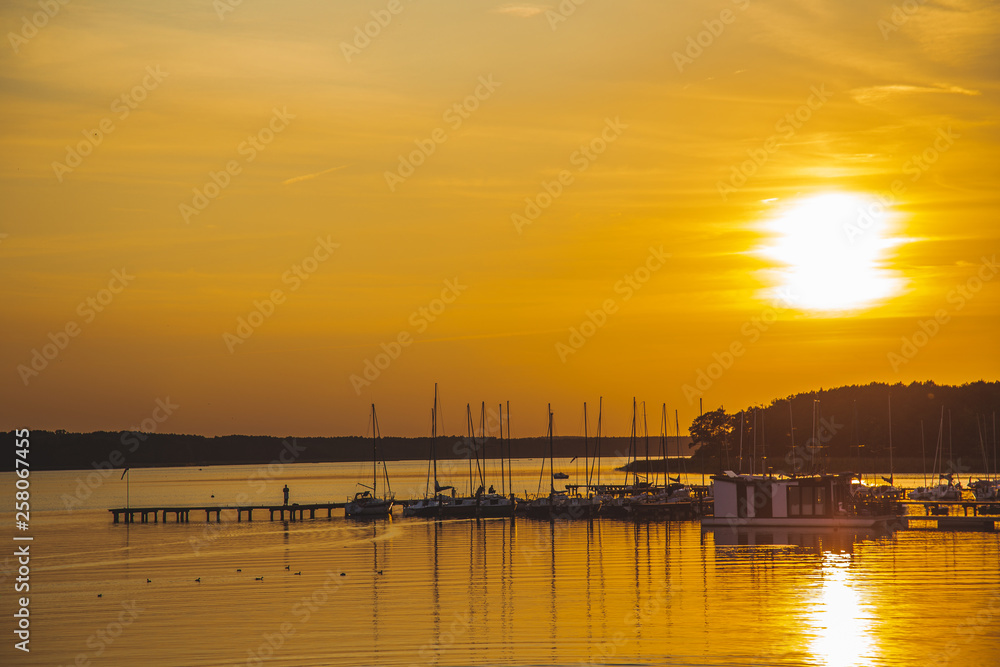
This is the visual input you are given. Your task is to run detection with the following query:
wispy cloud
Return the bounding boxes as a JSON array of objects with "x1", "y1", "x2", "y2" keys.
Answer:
[
  {"x1": 851, "y1": 83, "x2": 980, "y2": 105},
  {"x1": 492, "y1": 4, "x2": 547, "y2": 18},
  {"x1": 281, "y1": 165, "x2": 349, "y2": 186}
]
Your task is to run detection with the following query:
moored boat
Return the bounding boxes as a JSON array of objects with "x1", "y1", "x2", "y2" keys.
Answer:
[
  {"x1": 345, "y1": 404, "x2": 394, "y2": 519},
  {"x1": 701, "y1": 471, "x2": 901, "y2": 528}
]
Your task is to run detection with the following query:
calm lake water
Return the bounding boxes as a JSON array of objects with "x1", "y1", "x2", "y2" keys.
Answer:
[{"x1": 2, "y1": 461, "x2": 998, "y2": 667}]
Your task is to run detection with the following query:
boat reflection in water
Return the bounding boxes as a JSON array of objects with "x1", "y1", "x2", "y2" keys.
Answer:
[{"x1": 707, "y1": 525, "x2": 895, "y2": 549}]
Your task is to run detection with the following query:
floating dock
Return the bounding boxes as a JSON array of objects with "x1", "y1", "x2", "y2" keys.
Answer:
[{"x1": 900, "y1": 500, "x2": 1000, "y2": 532}]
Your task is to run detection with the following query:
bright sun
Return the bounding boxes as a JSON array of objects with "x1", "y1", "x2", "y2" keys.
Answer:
[{"x1": 758, "y1": 192, "x2": 906, "y2": 312}]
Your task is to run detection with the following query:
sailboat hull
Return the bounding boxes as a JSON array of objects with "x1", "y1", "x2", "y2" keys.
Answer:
[
  {"x1": 402, "y1": 500, "x2": 441, "y2": 517},
  {"x1": 345, "y1": 499, "x2": 393, "y2": 518},
  {"x1": 476, "y1": 495, "x2": 515, "y2": 518}
]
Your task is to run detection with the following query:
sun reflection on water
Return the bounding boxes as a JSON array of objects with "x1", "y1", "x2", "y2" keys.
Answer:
[{"x1": 807, "y1": 552, "x2": 877, "y2": 667}]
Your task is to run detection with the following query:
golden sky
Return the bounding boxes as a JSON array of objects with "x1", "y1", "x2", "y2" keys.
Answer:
[{"x1": 2, "y1": 0, "x2": 998, "y2": 438}]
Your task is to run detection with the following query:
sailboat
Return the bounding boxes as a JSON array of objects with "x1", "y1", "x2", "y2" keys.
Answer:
[
  {"x1": 476, "y1": 402, "x2": 516, "y2": 518},
  {"x1": 969, "y1": 412, "x2": 999, "y2": 503},
  {"x1": 632, "y1": 404, "x2": 693, "y2": 517},
  {"x1": 437, "y1": 405, "x2": 483, "y2": 518},
  {"x1": 560, "y1": 402, "x2": 602, "y2": 517},
  {"x1": 600, "y1": 398, "x2": 642, "y2": 518},
  {"x1": 525, "y1": 405, "x2": 600, "y2": 518},
  {"x1": 872, "y1": 394, "x2": 903, "y2": 501},
  {"x1": 404, "y1": 384, "x2": 447, "y2": 517},
  {"x1": 908, "y1": 407, "x2": 962, "y2": 501},
  {"x1": 345, "y1": 404, "x2": 394, "y2": 518}
]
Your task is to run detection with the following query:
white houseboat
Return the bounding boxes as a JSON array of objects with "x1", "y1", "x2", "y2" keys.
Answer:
[{"x1": 702, "y1": 471, "x2": 900, "y2": 529}]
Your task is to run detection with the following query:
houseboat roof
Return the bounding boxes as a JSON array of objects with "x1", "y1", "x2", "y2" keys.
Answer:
[{"x1": 712, "y1": 471, "x2": 860, "y2": 483}]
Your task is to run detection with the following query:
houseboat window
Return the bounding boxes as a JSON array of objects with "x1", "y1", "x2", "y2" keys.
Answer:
[
  {"x1": 815, "y1": 487, "x2": 826, "y2": 516},
  {"x1": 788, "y1": 486, "x2": 801, "y2": 516},
  {"x1": 801, "y1": 487, "x2": 814, "y2": 516}
]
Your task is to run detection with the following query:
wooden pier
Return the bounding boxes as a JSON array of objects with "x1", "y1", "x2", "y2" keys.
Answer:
[
  {"x1": 108, "y1": 502, "x2": 347, "y2": 524},
  {"x1": 900, "y1": 500, "x2": 1000, "y2": 532}
]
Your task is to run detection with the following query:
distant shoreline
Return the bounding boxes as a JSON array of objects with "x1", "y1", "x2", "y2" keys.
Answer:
[
  {"x1": 1, "y1": 430, "x2": 693, "y2": 472},
  {"x1": 619, "y1": 456, "x2": 992, "y2": 476}
]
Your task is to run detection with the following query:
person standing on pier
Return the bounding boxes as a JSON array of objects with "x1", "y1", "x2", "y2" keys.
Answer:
[{"x1": 283, "y1": 484, "x2": 289, "y2": 506}]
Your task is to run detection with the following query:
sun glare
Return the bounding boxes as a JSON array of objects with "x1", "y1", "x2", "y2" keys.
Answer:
[
  {"x1": 757, "y1": 193, "x2": 906, "y2": 312},
  {"x1": 807, "y1": 553, "x2": 877, "y2": 667}
]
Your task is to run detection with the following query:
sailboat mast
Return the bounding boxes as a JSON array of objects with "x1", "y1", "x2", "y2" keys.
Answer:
[
  {"x1": 643, "y1": 402, "x2": 650, "y2": 485},
  {"x1": 661, "y1": 404, "x2": 668, "y2": 484},
  {"x1": 948, "y1": 409, "x2": 953, "y2": 472},
  {"x1": 433, "y1": 384, "x2": 438, "y2": 494},
  {"x1": 506, "y1": 401, "x2": 512, "y2": 496},
  {"x1": 479, "y1": 402, "x2": 487, "y2": 490},
  {"x1": 499, "y1": 403, "x2": 505, "y2": 496},
  {"x1": 888, "y1": 394, "x2": 894, "y2": 485},
  {"x1": 583, "y1": 402, "x2": 589, "y2": 490},
  {"x1": 920, "y1": 419, "x2": 926, "y2": 488},
  {"x1": 674, "y1": 408, "x2": 679, "y2": 483},
  {"x1": 628, "y1": 398, "x2": 636, "y2": 488},
  {"x1": 548, "y1": 404, "x2": 554, "y2": 495},
  {"x1": 596, "y1": 397, "x2": 603, "y2": 487},
  {"x1": 738, "y1": 411, "x2": 744, "y2": 474},
  {"x1": 371, "y1": 404, "x2": 378, "y2": 497},
  {"x1": 467, "y1": 404, "x2": 474, "y2": 495},
  {"x1": 852, "y1": 400, "x2": 860, "y2": 484},
  {"x1": 935, "y1": 406, "x2": 944, "y2": 480}
]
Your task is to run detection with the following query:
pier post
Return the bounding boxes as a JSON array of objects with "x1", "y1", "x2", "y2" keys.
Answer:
[{"x1": 248, "y1": 509, "x2": 253, "y2": 521}]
